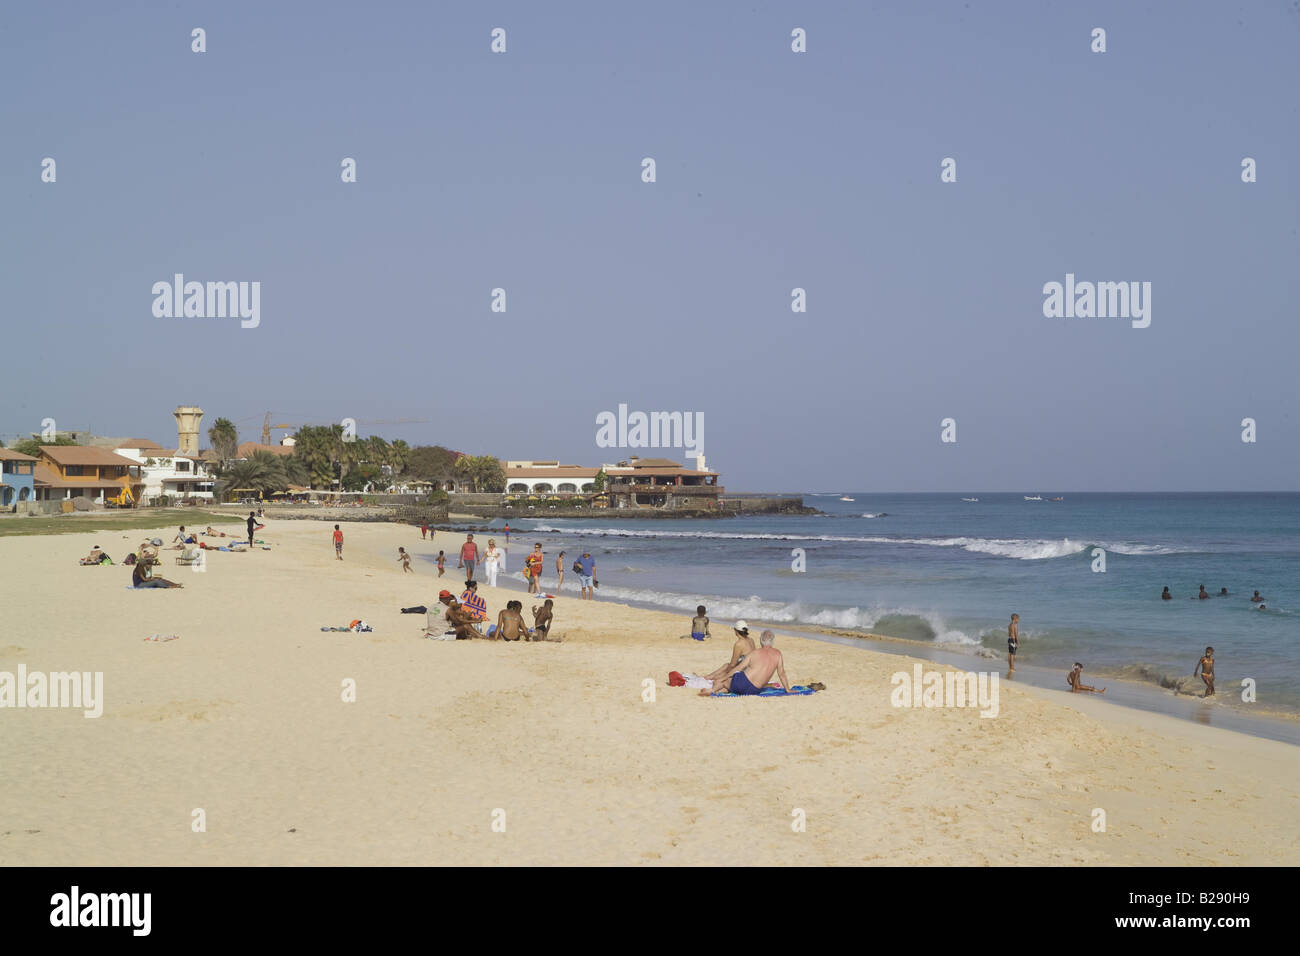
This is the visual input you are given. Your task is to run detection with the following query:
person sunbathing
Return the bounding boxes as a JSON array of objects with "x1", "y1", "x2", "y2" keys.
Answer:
[
  {"x1": 705, "y1": 622, "x2": 755, "y2": 682},
  {"x1": 132, "y1": 557, "x2": 183, "y2": 589},
  {"x1": 437, "y1": 591, "x2": 479, "y2": 640},
  {"x1": 493, "y1": 601, "x2": 532, "y2": 642},
  {"x1": 80, "y1": 546, "x2": 106, "y2": 566},
  {"x1": 702, "y1": 630, "x2": 791, "y2": 697},
  {"x1": 204, "y1": 526, "x2": 226, "y2": 537},
  {"x1": 1067, "y1": 662, "x2": 1105, "y2": 694},
  {"x1": 531, "y1": 599, "x2": 555, "y2": 641}
]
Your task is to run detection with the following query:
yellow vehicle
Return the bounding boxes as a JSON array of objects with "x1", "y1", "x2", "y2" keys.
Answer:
[{"x1": 107, "y1": 485, "x2": 135, "y2": 508}]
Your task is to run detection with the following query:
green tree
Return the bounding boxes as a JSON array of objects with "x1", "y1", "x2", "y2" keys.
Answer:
[
  {"x1": 406, "y1": 445, "x2": 460, "y2": 481},
  {"x1": 208, "y1": 417, "x2": 239, "y2": 461},
  {"x1": 11, "y1": 433, "x2": 79, "y2": 457},
  {"x1": 455, "y1": 455, "x2": 505, "y2": 493},
  {"x1": 593, "y1": 469, "x2": 608, "y2": 492}
]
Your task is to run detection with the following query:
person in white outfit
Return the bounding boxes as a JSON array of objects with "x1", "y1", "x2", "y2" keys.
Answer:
[{"x1": 483, "y1": 538, "x2": 502, "y2": 588}]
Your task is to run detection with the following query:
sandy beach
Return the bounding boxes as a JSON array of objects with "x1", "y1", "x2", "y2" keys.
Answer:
[{"x1": 2, "y1": 516, "x2": 1297, "y2": 866}]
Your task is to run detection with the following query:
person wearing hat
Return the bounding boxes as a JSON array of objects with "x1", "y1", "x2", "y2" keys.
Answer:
[
  {"x1": 436, "y1": 590, "x2": 478, "y2": 640},
  {"x1": 576, "y1": 551, "x2": 596, "y2": 600},
  {"x1": 704, "y1": 621, "x2": 756, "y2": 684}
]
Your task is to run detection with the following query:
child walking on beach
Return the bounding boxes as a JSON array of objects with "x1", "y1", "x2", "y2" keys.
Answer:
[
  {"x1": 1194, "y1": 646, "x2": 1215, "y2": 697},
  {"x1": 333, "y1": 525, "x2": 344, "y2": 561},
  {"x1": 398, "y1": 547, "x2": 412, "y2": 573},
  {"x1": 436, "y1": 550, "x2": 446, "y2": 577}
]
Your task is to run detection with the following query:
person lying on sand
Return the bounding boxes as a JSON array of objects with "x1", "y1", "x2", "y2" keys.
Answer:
[
  {"x1": 705, "y1": 622, "x2": 755, "y2": 683},
  {"x1": 437, "y1": 591, "x2": 479, "y2": 640},
  {"x1": 80, "y1": 545, "x2": 106, "y2": 566},
  {"x1": 203, "y1": 526, "x2": 226, "y2": 537},
  {"x1": 1067, "y1": 662, "x2": 1105, "y2": 694},
  {"x1": 1194, "y1": 647, "x2": 1215, "y2": 697},
  {"x1": 531, "y1": 599, "x2": 554, "y2": 641},
  {"x1": 702, "y1": 630, "x2": 791, "y2": 697},
  {"x1": 132, "y1": 556, "x2": 183, "y2": 589}
]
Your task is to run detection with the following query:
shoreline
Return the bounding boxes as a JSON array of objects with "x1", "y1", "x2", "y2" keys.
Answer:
[
  {"x1": 3, "y1": 516, "x2": 1298, "y2": 865},
  {"x1": 445, "y1": 538, "x2": 1300, "y2": 746}
]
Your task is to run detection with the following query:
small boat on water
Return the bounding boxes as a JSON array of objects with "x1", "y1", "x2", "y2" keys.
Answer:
[
  {"x1": 1050, "y1": 496, "x2": 1064, "y2": 501},
  {"x1": 1024, "y1": 495, "x2": 1043, "y2": 501},
  {"x1": 961, "y1": 497, "x2": 979, "y2": 502},
  {"x1": 839, "y1": 496, "x2": 855, "y2": 502}
]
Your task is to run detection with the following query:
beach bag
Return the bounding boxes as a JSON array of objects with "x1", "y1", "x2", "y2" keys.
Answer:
[{"x1": 572, "y1": 560, "x2": 583, "y2": 574}]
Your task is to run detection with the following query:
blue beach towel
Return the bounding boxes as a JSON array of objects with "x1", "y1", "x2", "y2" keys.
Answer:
[{"x1": 712, "y1": 684, "x2": 819, "y2": 698}]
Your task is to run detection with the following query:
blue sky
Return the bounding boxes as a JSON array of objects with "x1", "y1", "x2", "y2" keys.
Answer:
[{"x1": 2, "y1": 1, "x2": 1297, "y2": 490}]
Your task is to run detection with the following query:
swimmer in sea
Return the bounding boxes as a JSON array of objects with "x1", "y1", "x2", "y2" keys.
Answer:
[
  {"x1": 1198, "y1": 585, "x2": 1210, "y2": 600},
  {"x1": 1161, "y1": 587, "x2": 1172, "y2": 601},
  {"x1": 1194, "y1": 646, "x2": 1215, "y2": 697},
  {"x1": 1251, "y1": 590, "x2": 1264, "y2": 604}
]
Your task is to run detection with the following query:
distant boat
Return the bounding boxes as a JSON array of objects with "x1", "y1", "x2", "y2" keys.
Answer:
[
  {"x1": 1024, "y1": 495, "x2": 1043, "y2": 501},
  {"x1": 839, "y1": 496, "x2": 855, "y2": 502},
  {"x1": 1050, "y1": 496, "x2": 1064, "y2": 501},
  {"x1": 961, "y1": 497, "x2": 979, "y2": 502}
]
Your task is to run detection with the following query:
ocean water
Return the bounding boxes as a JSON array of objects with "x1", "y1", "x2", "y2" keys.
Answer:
[{"x1": 476, "y1": 493, "x2": 1300, "y2": 719}]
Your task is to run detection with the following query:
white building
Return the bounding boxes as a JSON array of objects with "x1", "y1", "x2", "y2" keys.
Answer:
[{"x1": 115, "y1": 439, "x2": 216, "y2": 501}]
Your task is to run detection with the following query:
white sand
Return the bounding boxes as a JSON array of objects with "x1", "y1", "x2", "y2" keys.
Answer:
[{"x1": 1, "y1": 517, "x2": 1296, "y2": 865}]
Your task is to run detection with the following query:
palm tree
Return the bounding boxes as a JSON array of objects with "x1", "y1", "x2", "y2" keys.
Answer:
[{"x1": 208, "y1": 418, "x2": 238, "y2": 461}]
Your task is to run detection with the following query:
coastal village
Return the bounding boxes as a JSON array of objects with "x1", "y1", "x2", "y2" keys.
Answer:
[{"x1": 1, "y1": 406, "x2": 805, "y2": 518}]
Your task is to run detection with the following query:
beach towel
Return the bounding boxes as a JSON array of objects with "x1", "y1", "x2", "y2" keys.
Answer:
[
  {"x1": 400, "y1": 605, "x2": 428, "y2": 614},
  {"x1": 144, "y1": 634, "x2": 180, "y2": 642},
  {"x1": 710, "y1": 684, "x2": 819, "y2": 698}
]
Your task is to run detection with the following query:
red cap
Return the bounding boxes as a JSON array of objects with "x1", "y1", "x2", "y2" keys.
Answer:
[{"x1": 439, "y1": 590, "x2": 452, "y2": 599}]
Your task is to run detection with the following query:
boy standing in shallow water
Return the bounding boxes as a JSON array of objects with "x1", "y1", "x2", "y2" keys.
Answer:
[
  {"x1": 1007, "y1": 613, "x2": 1020, "y2": 671},
  {"x1": 1194, "y1": 646, "x2": 1215, "y2": 697}
]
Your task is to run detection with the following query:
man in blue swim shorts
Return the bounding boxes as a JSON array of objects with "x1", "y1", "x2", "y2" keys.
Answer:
[{"x1": 703, "y1": 630, "x2": 793, "y2": 697}]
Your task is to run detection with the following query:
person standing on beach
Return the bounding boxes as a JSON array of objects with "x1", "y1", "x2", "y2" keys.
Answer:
[
  {"x1": 483, "y1": 539, "x2": 502, "y2": 587},
  {"x1": 1194, "y1": 647, "x2": 1215, "y2": 697},
  {"x1": 1007, "y1": 614, "x2": 1020, "y2": 671},
  {"x1": 421, "y1": 522, "x2": 428, "y2": 540},
  {"x1": 459, "y1": 534, "x2": 479, "y2": 580},
  {"x1": 577, "y1": 551, "x2": 596, "y2": 600},
  {"x1": 504, "y1": 523, "x2": 510, "y2": 544},
  {"x1": 525, "y1": 543, "x2": 544, "y2": 594},
  {"x1": 397, "y1": 547, "x2": 412, "y2": 573},
  {"x1": 247, "y1": 511, "x2": 257, "y2": 547},
  {"x1": 436, "y1": 550, "x2": 445, "y2": 577},
  {"x1": 333, "y1": 524, "x2": 344, "y2": 561},
  {"x1": 556, "y1": 551, "x2": 566, "y2": 591}
]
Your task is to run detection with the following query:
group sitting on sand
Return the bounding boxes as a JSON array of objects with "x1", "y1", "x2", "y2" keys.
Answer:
[
  {"x1": 432, "y1": 587, "x2": 560, "y2": 642},
  {"x1": 697, "y1": 621, "x2": 794, "y2": 696}
]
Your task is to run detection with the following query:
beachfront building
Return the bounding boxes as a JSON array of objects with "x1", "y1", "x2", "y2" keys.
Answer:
[
  {"x1": 0, "y1": 448, "x2": 38, "y2": 511},
  {"x1": 32, "y1": 446, "x2": 144, "y2": 504},
  {"x1": 115, "y1": 440, "x2": 216, "y2": 502},
  {"x1": 503, "y1": 461, "x2": 600, "y2": 495},
  {"x1": 603, "y1": 457, "x2": 722, "y2": 509}
]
